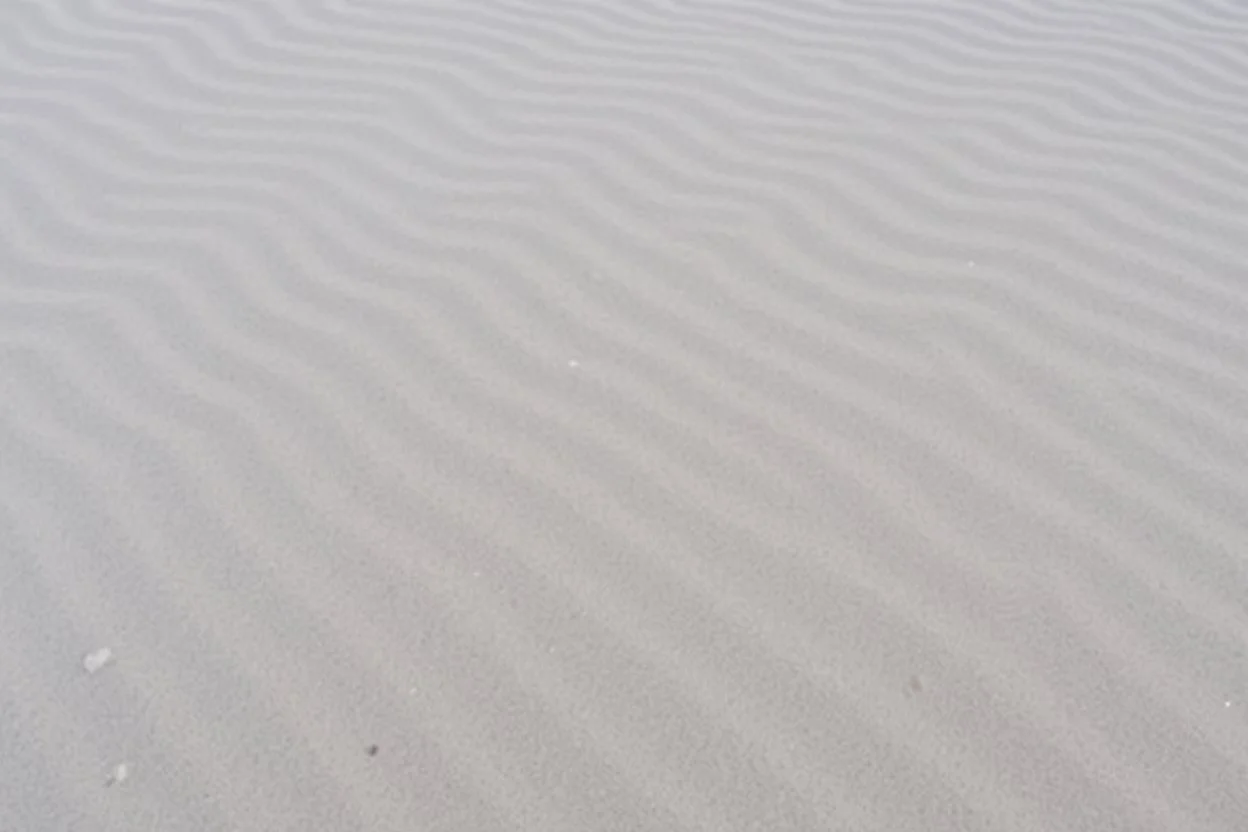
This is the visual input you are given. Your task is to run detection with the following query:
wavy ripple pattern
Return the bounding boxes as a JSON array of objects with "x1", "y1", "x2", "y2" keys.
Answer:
[{"x1": 3, "y1": 0, "x2": 1248, "y2": 830}]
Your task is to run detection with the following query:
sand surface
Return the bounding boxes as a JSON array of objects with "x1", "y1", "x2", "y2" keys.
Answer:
[{"x1": 3, "y1": 1, "x2": 1248, "y2": 830}]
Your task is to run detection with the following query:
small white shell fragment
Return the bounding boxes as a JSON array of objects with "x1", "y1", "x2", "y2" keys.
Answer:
[
  {"x1": 83, "y1": 648, "x2": 114, "y2": 674},
  {"x1": 106, "y1": 763, "x2": 129, "y2": 786},
  {"x1": 567, "y1": 360, "x2": 579, "y2": 368}
]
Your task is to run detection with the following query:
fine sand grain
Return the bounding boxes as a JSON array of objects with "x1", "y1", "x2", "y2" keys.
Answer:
[{"x1": 3, "y1": 1, "x2": 1248, "y2": 830}]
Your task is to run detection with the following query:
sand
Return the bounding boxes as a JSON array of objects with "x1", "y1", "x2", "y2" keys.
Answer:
[{"x1": 3, "y1": 1, "x2": 1248, "y2": 830}]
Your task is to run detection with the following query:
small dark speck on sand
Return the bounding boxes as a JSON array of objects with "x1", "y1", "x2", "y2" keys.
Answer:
[
  {"x1": 906, "y1": 675, "x2": 924, "y2": 695},
  {"x1": 366, "y1": 745, "x2": 379, "y2": 757}
]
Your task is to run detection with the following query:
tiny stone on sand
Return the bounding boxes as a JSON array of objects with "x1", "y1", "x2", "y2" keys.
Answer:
[
  {"x1": 83, "y1": 648, "x2": 114, "y2": 675},
  {"x1": 106, "y1": 763, "x2": 129, "y2": 786}
]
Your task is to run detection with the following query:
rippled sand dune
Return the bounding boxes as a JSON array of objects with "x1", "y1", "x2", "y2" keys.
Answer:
[{"x1": 3, "y1": 1, "x2": 1248, "y2": 830}]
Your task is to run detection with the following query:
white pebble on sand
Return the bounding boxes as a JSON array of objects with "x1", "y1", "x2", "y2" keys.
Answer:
[
  {"x1": 83, "y1": 648, "x2": 114, "y2": 675},
  {"x1": 107, "y1": 763, "x2": 129, "y2": 786}
]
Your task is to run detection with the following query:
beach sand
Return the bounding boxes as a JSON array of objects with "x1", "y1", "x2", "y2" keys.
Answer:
[{"x1": 3, "y1": 1, "x2": 1248, "y2": 830}]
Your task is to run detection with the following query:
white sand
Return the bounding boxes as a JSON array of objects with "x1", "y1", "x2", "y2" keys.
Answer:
[{"x1": 3, "y1": 1, "x2": 1248, "y2": 830}]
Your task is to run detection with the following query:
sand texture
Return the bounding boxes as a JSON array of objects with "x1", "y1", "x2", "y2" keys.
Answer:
[{"x1": 3, "y1": 1, "x2": 1248, "y2": 830}]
